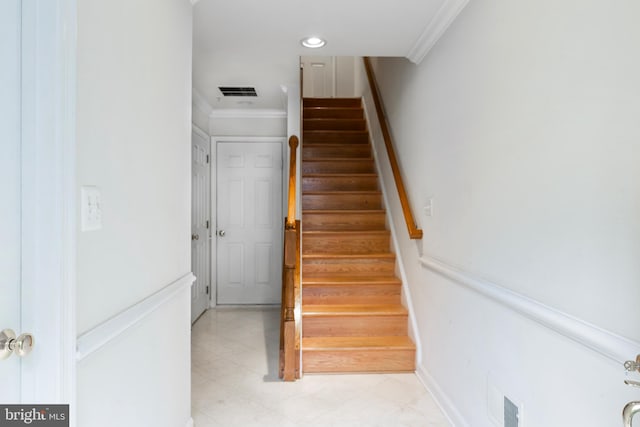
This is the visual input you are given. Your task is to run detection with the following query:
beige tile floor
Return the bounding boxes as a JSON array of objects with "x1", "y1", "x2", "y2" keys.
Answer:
[{"x1": 191, "y1": 307, "x2": 450, "y2": 427}]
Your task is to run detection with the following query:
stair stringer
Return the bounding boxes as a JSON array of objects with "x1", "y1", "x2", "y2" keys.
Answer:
[{"x1": 359, "y1": 94, "x2": 423, "y2": 366}]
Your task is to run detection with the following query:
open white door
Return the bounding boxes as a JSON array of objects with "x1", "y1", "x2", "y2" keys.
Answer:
[
  {"x1": 0, "y1": 0, "x2": 24, "y2": 401},
  {"x1": 1, "y1": 0, "x2": 75, "y2": 415},
  {"x1": 191, "y1": 127, "x2": 211, "y2": 323},
  {"x1": 216, "y1": 141, "x2": 283, "y2": 305}
]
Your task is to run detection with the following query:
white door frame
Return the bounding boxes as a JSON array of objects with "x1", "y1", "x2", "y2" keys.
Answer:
[
  {"x1": 20, "y1": 0, "x2": 76, "y2": 416},
  {"x1": 210, "y1": 136, "x2": 286, "y2": 306}
]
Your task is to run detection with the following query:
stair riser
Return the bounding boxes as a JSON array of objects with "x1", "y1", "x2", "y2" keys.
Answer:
[
  {"x1": 304, "y1": 119, "x2": 366, "y2": 131},
  {"x1": 302, "y1": 194, "x2": 382, "y2": 210},
  {"x1": 303, "y1": 132, "x2": 369, "y2": 144},
  {"x1": 303, "y1": 234, "x2": 390, "y2": 254},
  {"x1": 303, "y1": 145, "x2": 371, "y2": 159},
  {"x1": 302, "y1": 161, "x2": 375, "y2": 174},
  {"x1": 302, "y1": 176, "x2": 379, "y2": 192},
  {"x1": 302, "y1": 212, "x2": 386, "y2": 231},
  {"x1": 304, "y1": 98, "x2": 361, "y2": 108},
  {"x1": 302, "y1": 284, "x2": 401, "y2": 305},
  {"x1": 302, "y1": 349, "x2": 415, "y2": 373},
  {"x1": 304, "y1": 108, "x2": 363, "y2": 120},
  {"x1": 303, "y1": 315, "x2": 408, "y2": 337},
  {"x1": 302, "y1": 259, "x2": 395, "y2": 275}
]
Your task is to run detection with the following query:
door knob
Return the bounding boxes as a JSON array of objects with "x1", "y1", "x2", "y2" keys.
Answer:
[
  {"x1": 218, "y1": 230, "x2": 225, "y2": 237},
  {"x1": 1, "y1": 329, "x2": 35, "y2": 360},
  {"x1": 191, "y1": 234, "x2": 199, "y2": 241}
]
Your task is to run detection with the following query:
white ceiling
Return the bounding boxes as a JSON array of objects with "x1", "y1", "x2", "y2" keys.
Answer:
[{"x1": 192, "y1": 0, "x2": 453, "y2": 111}]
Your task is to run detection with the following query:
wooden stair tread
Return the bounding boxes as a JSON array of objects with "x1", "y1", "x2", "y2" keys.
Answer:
[
  {"x1": 303, "y1": 209, "x2": 385, "y2": 214},
  {"x1": 302, "y1": 191, "x2": 381, "y2": 195},
  {"x1": 302, "y1": 336, "x2": 415, "y2": 351},
  {"x1": 303, "y1": 253, "x2": 395, "y2": 260},
  {"x1": 303, "y1": 230, "x2": 389, "y2": 235},
  {"x1": 302, "y1": 173, "x2": 378, "y2": 177},
  {"x1": 303, "y1": 304, "x2": 408, "y2": 316},
  {"x1": 303, "y1": 275, "x2": 400, "y2": 285},
  {"x1": 303, "y1": 158, "x2": 373, "y2": 162}
]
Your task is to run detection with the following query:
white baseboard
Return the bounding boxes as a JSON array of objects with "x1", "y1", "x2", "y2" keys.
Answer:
[
  {"x1": 416, "y1": 365, "x2": 468, "y2": 427},
  {"x1": 185, "y1": 417, "x2": 194, "y2": 427}
]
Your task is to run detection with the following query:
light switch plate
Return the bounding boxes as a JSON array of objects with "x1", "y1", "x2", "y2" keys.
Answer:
[
  {"x1": 423, "y1": 197, "x2": 434, "y2": 217},
  {"x1": 81, "y1": 186, "x2": 102, "y2": 231}
]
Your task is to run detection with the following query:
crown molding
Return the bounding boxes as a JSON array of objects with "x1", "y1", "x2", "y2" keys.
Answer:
[
  {"x1": 209, "y1": 109, "x2": 286, "y2": 119},
  {"x1": 406, "y1": 0, "x2": 469, "y2": 64}
]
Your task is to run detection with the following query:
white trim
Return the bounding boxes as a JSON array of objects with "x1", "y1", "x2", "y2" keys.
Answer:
[
  {"x1": 76, "y1": 273, "x2": 195, "y2": 361},
  {"x1": 185, "y1": 417, "x2": 194, "y2": 427},
  {"x1": 419, "y1": 255, "x2": 640, "y2": 365},
  {"x1": 406, "y1": 0, "x2": 470, "y2": 64},
  {"x1": 416, "y1": 366, "x2": 468, "y2": 427},
  {"x1": 19, "y1": 0, "x2": 77, "y2": 413},
  {"x1": 212, "y1": 136, "x2": 286, "y2": 143},
  {"x1": 192, "y1": 88, "x2": 213, "y2": 115},
  {"x1": 360, "y1": 94, "x2": 423, "y2": 364},
  {"x1": 210, "y1": 109, "x2": 287, "y2": 119},
  {"x1": 192, "y1": 123, "x2": 209, "y2": 140}
]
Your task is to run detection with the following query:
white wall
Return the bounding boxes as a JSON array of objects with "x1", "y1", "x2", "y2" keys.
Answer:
[
  {"x1": 76, "y1": 0, "x2": 193, "y2": 425},
  {"x1": 210, "y1": 115, "x2": 286, "y2": 137},
  {"x1": 359, "y1": 0, "x2": 640, "y2": 425}
]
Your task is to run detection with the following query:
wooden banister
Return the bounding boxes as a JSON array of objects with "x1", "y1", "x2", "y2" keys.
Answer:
[
  {"x1": 363, "y1": 57, "x2": 423, "y2": 239},
  {"x1": 286, "y1": 136, "x2": 299, "y2": 229},
  {"x1": 280, "y1": 135, "x2": 300, "y2": 381}
]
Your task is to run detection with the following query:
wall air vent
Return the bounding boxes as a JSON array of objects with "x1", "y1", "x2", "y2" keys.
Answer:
[{"x1": 218, "y1": 87, "x2": 258, "y2": 97}]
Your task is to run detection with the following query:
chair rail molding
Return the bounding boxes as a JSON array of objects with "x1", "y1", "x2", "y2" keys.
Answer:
[
  {"x1": 76, "y1": 273, "x2": 195, "y2": 361},
  {"x1": 406, "y1": 0, "x2": 470, "y2": 64},
  {"x1": 419, "y1": 255, "x2": 640, "y2": 365}
]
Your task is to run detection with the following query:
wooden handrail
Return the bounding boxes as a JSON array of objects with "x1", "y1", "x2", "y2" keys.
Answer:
[
  {"x1": 280, "y1": 135, "x2": 300, "y2": 381},
  {"x1": 363, "y1": 57, "x2": 423, "y2": 239}
]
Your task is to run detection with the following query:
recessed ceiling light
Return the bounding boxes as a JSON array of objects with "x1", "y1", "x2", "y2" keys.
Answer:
[{"x1": 301, "y1": 36, "x2": 326, "y2": 49}]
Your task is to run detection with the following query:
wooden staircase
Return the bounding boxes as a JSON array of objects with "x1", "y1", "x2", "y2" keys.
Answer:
[{"x1": 301, "y1": 98, "x2": 416, "y2": 374}]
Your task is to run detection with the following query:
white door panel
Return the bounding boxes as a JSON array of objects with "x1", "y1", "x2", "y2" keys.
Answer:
[
  {"x1": 302, "y1": 56, "x2": 335, "y2": 98},
  {"x1": 0, "y1": 0, "x2": 23, "y2": 402},
  {"x1": 191, "y1": 129, "x2": 211, "y2": 323},
  {"x1": 217, "y1": 142, "x2": 283, "y2": 304}
]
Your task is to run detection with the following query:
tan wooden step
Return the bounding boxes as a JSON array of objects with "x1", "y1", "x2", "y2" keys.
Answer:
[
  {"x1": 303, "y1": 144, "x2": 371, "y2": 159},
  {"x1": 304, "y1": 118, "x2": 367, "y2": 131},
  {"x1": 302, "y1": 254, "x2": 396, "y2": 275},
  {"x1": 302, "y1": 159, "x2": 375, "y2": 174},
  {"x1": 302, "y1": 174, "x2": 379, "y2": 192},
  {"x1": 303, "y1": 130, "x2": 369, "y2": 144},
  {"x1": 302, "y1": 304, "x2": 408, "y2": 337},
  {"x1": 302, "y1": 210, "x2": 386, "y2": 231},
  {"x1": 302, "y1": 336, "x2": 416, "y2": 373},
  {"x1": 302, "y1": 274, "x2": 401, "y2": 305},
  {"x1": 302, "y1": 191, "x2": 382, "y2": 210},
  {"x1": 302, "y1": 230, "x2": 390, "y2": 254},
  {"x1": 304, "y1": 107, "x2": 363, "y2": 120},
  {"x1": 303, "y1": 98, "x2": 361, "y2": 108}
]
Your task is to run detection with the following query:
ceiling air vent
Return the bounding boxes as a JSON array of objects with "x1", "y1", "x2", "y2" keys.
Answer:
[{"x1": 218, "y1": 86, "x2": 257, "y2": 97}]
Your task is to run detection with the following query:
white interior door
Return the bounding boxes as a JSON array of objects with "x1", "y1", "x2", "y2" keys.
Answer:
[
  {"x1": 0, "y1": 0, "x2": 23, "y2": 402},
  {"x1": 191, "y1": 129, "x2": 211, "y2": 322},
  {"x1": 302, "y1": 56, "x2": 335, "y2": 98},
  {"x1": 216, "y1": 142, "x2": 283, "y2": 304}
]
